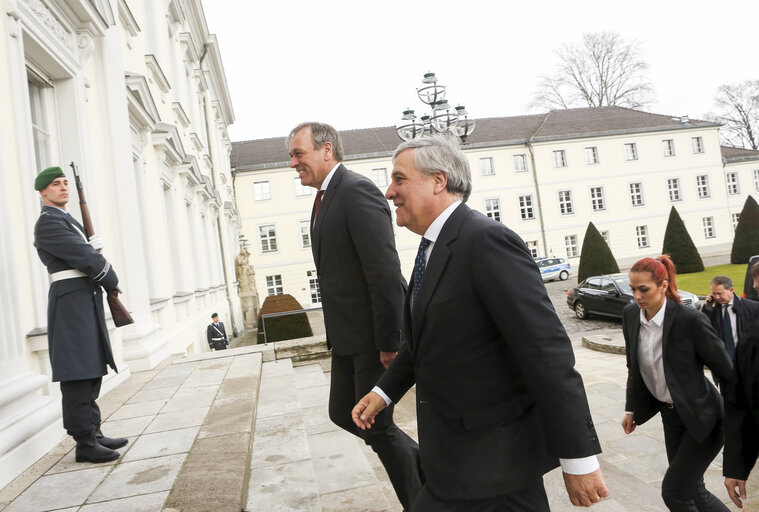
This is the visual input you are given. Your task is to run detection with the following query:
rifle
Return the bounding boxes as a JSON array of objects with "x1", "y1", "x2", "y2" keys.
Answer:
[{"x1": 70, "y1": 162, "x2": 134, "y2": 327}]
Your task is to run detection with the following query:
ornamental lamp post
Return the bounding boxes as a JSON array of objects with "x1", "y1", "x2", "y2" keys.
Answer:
[{"x1": 395, "y1": 72, "x2": 475, "y2": 142}]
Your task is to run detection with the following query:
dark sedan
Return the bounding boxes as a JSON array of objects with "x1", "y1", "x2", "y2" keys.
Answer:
[{"x1": 566, "y1": 273, "x2": 700, "y2": 320}]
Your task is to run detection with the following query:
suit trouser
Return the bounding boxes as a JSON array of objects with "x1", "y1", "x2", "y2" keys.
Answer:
[
  {"x1": 329, "y1": 351, "x2": 423, "y2": 510},
  {"x1": 659, "y1": 404, "x2": 729, "y2": 512},
  {"x1": 60, "y1": 377, "x2": 102, "y2": 440},
  {"x1": 411, "y1": 477, "x2": 549, "y2": 512}
]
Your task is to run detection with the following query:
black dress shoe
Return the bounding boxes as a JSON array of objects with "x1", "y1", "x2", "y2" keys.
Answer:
[
  {"x1": 75, "y1": 436, "x2": 121, "y2": 463},
  {"x1": 96, "y1": 431, "x2": 128, "y2": 450}
]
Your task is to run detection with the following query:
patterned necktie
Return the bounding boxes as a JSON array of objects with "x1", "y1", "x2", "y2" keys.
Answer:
[
  {"x1": 411, "y1": 237, "x2": 432, "y2": 312},
  {"x1": 722, "y1": 306, "x2": 735, "y2": 359},
  {"x1": 313, "y1": 190, "x2": 325, "y2": 224}
]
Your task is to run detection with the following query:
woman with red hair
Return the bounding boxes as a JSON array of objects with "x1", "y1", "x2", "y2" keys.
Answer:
[{"x1": 621, "y1": 255, "x2": 732, "y2": 511}]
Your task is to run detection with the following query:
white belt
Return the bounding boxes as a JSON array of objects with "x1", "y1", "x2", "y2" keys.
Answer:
[{"x1": 50, "y1": 269, "x2": 87, "y2": 282}]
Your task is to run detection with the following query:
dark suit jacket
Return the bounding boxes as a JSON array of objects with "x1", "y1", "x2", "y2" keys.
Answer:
[
  {"x1": 311, "y1": 164, "x2": 404, "y2": 355},
  {"x1": 377, "y1": 203, "x2": 601, "y2": 501},
  {"x1": 34, "y1": 206, "x2": 119, "y2": 382},
  {"x1": 623, "y1": 300, "x2": 732, "y2": 443},
  {"x1": 207, "y1": 322, "x2": 228, "y2": 347},
  {"x1": 723, "y1": 319, "x2": 759, "y2": 480},
  {"x1": 702, "y1": 295, "x2": 759, "y2": 347}
]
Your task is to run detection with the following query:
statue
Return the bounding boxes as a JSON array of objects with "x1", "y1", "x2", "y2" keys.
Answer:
[{"x1": 235, "y1": 248, "x2": 258, "y2": 328}]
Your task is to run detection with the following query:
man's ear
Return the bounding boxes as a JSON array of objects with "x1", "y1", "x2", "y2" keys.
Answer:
[
  {"x1": 321, "y1": 141, "x2": 333, "y2": 160},
  {"x1": 432, "y1": 172, "x2": 447, "y2": 193}
]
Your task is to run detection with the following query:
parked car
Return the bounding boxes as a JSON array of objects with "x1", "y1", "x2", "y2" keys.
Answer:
[
  {"x1": 566, "y1": 273, "x2": 700, "y2": 320},
  {"x1": 534, "y1": 257, "x2": 572, "y2": 282},
  {"x1": 743, "y1": 255, "x2": 759, "y2": 301}
]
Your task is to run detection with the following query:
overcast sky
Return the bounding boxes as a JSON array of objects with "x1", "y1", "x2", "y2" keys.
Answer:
[{"x1": 202, "y1": 0, "x2": 758, "y2": 142}]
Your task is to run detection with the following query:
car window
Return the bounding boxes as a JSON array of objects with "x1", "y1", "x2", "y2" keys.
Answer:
[
  {"x1": 599, "y1": 278, "x2": 616, "y2": 293},
  {"x1": 536, "y1": 260, "x2": 549, "y2": 268},
  {"x1": 584, "y1": 278, "x2": 602, "y2": 290},
  {"x1": 612, "y1": 277, "x2": 632, "y2": 294}
]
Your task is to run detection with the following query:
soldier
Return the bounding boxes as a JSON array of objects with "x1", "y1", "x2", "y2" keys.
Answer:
[
  {"x1": 33, "y1": 166, "x2": 128, "y2": 463},
  {"x1": 207, "y1": 313, "x2": 229, "y2": 350}
]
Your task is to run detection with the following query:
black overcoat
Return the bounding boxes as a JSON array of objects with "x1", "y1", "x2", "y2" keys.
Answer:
[{"x1": 34, "y1": 206, "x2": 119, "y2": 381}]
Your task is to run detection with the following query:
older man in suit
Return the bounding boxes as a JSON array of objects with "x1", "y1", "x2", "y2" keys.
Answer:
[
  {"x1": 353, "y1": 134, "x2": 606, "y2": 510},
  {"x1": 702, "y1": 275, "x2": 759, "y2": 365},
  {"x1": 287, "y1": 122, "x2": 422, "y2": 509}
]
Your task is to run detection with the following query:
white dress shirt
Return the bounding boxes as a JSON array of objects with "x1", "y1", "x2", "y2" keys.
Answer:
[
  {"x1": 723, "y1": 298, "x2": 738, "y2": 347},
  {"x1": 637, "y1": 300, "x2": 673, "y2": 404}
]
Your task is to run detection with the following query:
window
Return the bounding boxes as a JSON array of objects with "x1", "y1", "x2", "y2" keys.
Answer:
[
  {"x1": 629, "y1": 182, "x2": 644, "y2": 206},
  {"x1": 692, "y1": 136, "x2": 704, "y2": 154},
  {"x1": 266, "y1": 275, "x2": 283, "y2": 296},
  {"x1": 558, "y1": 190, "x2": 574, "y2": 215},
  {"x1": 293, "y1": 177, "x2": 311, "y2": 196},
  {"x1": 258, "y1": 224, "x2": 278, "y2": 252},
  {"x1": 479, "y1": 157, "x2": 495, "y2": 176},
  {"x1": 732, "y1": 213, "x2": 740, "y2": 230},
  {"x1": 519, "y1": 195, "x2": 535, "y2": 220},
  {"x1": 590, "y1": 187, "x2": 605, "y2": 211},
  {"x1": 27, "y1": 70, "x2": 56, "y2": 172},
  {"x1": 553, "y1": 150, "x2": 567, "y2": 168},
  {"x1": 565, "y1": 235, "x2": 578, "y2": 258},
  {"x1": 696, "y1": 175, "x2": 710, "y2": 198},
  {"x1": 703, "y1": 217, "x2": 715, "y2": 238},
  {"x1": 526, "y1": 240, "x2": 538, "y2": 258},
  {"x1": 662, "y1": 139, "x2": 675, "y2": 157},
  {"x1": 600, "y1": 230, "x2": 610, "y2": 245},
  {"x1": 485, "y1": 198, "x2": 501, "y2": 222},
  {"x1": 624, "y1": 143, "x2": 638, "y2": 161},
  {"x1": 636, "y1": 226, "x2": 649, "y2": 248},
  {"x1": 726, "y1": 172, "x2": 740, "y2": 195},
  {"x1": 667, "y1": 178, "x2": 681, "y2": 202},
  {"x1": 371, "y1": 168, "x2": 388, "y2": 187},
  {"x1": 513, "y1": 154, "x2": 528, "y2": 172},
  {"x1": 754, "y1": 169, "x2": 759, "y2": 192},
  {"x1": 307, "y1": 270, "x2": 321, "y2": 304},
  {"x1": 585, "y1": 146, "x2": 599, "y2": 165},
  {"x1": 298, "y1": 220, "x2": 311, "y2": 248},
  {"x1": 253, "y1": 181, "x2": 271, "y2": 201}
]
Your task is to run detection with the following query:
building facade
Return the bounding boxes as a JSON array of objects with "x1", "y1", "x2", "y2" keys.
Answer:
[
  {"x1": 232, "y1": 107, "x2": 759, "y2": 310},
  {"x1": 0, "y1": 0, "x2": 241, "y2": 487}
]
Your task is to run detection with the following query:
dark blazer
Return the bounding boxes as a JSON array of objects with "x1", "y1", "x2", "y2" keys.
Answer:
[
  {"x1": 377, "y1": 203, "x2": 601, "y2": 501},
  {"x1": 34, "y1": 206, "x2": 119, "y2": 382},
  {"x1": 310, "y1": 164, "x2": 404, "y2": 355},
  {"x1": 723, "y1": 319, "x2": 759, "y2": 480},
  {"x1": 702, "y1": 295, "x2": 759, "y2": 351},
  {"x1": 623, "y1": 300, "x2": 732, "y2": 443},
  {"x1": 207, "y1": 322, "x2": 228, "y2": 347}
]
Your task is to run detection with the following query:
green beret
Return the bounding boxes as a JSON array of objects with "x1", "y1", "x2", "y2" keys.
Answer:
[
  {"x1": 211, "y1": 313, "x2": 218, "y2": 318},
  {"x1": 34, "y1": 166, "x2": 65, "y2": 191}
]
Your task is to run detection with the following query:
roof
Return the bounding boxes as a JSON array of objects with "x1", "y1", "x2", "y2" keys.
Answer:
[
  {"x1": 720, "y1": 145, "x2": 759, "y2": 163},
  {"x1": 231, "y1": 106, "x2": 719, "y2": 171}
]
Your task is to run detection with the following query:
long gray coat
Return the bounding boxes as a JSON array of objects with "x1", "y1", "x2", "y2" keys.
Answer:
[{"x1": 34, "y1": 206, "x2": 119, "y2": 382}]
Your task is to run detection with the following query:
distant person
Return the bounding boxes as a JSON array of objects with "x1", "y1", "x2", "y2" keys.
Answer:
[
  {"x1": 33, "y1": 166, "x2": 128, "y2": 463},
  {"x1": 621, "y1": 255, "x2": 732, "y2": 511},
  {"x1": 207, "y1": 313, "x2": 229, "y2": 350},
  {"x1": 352, "y1": 134, "x2": 607, "y2": 510},
  {"x1": 723, "y1": 261, "x2": 759, "y2": 509},
  {"x1": 288, "y1": 121, "x2": 422, "y2": 509},
  {"x1": 702, "y1": 275, "x2": 759, "y2": 363}
]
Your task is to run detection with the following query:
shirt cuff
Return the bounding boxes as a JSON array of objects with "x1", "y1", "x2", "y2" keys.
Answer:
[
  {"x1": 371, "y1": 386, "x2": 392, "y2": 406},
  {"x1": 560, "y1": 455, "x2": 600, "y2": 475}
]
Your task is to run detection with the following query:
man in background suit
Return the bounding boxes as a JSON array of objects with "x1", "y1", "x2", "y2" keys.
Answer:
[
  {"x1": 287, "y1": 122, "x2": 422, "y2": 509},
  {"x1": 353, "y1": 134, "x2": 607, "y2": 511},
  {"x1": 702, "y1": 275, "x2": 759, "y2": 363},
  {"x1": 207, "y1": 313, "x2": 229, "y2": 350}
]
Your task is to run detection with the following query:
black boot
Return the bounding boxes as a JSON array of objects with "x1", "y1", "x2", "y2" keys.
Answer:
[
  {"x1": 96, "y1": 430, "x2": 128, "y2": 450},
  {"x1": 75, "y1": 434, "x2": 120, "y2": 463}
]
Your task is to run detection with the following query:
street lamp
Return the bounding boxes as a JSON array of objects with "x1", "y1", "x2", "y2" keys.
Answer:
[{"x1": 395, "y1": 72, "x2": 475, "y2": 142}]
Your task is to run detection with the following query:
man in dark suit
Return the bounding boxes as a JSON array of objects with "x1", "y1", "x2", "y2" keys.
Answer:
[
  {"x1": 287, "y1": 122, "x2": 422, "y2": 509},
  {"x1": 33, "y1": 166, "x2": 128, "y2": 463},
  {"x1": 723, "y1": 262, "x2": 759, "y2": 509},
  {"x1": 702, "y1": 275, "x2": 759, "y2": 365},
  {"x1": 352, "y1": 135, "x2": 606, "y2": 510},
  {"x1": 207, "y1": 313, "x2": 229, "y2": 350}
]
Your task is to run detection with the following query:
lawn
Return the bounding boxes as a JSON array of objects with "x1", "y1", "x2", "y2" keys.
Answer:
[{"x1": 676, "y1": 264, "x2": 746, "y2": 296}]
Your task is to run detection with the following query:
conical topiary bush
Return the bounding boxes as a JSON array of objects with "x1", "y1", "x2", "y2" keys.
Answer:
[
  {"x1": 661, "y1": 206, "x2": 704, "y2": 273},
  {"x1": 731, "y1": 195, "x2": 759, "y2": 264},
  {"x1": 577, "y1": 222, "x2": 619, "y2": 282}
]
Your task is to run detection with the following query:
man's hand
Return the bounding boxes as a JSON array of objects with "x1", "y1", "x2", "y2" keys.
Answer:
[
  {"x1": 563, "y1": 469, "x2": 609, "y2": 507},
  {"x1": 88, "y1": 234, "x2": 104, "y2": 252},
  {"x1": 621, "y1": 413, "x2": 636, "y2": 434},
  {"x1": 705, "y1": 294, "x2": 714, "y2": 305},
  {"x1": 352, "y1": 391, "x2": 387, "y2": 430},
  {"x1": 380, "y1": 351, "x2": 397, "y2": 369},
  {"x1": 724, "y1": 477, "x2": 747, "y2": 508}
]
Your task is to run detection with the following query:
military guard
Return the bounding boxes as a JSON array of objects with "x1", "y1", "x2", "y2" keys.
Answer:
[
  {"x1": 207, "y1": 313, "x2": 229, "y2": 350},
  {"x1": 33, "y1": 166, "x2": 128, "y2": 463}
]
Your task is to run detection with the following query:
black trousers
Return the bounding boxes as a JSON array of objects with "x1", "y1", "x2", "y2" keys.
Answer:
[
  {"x1": 329, "y1": 351, "x2": 423, "y2": 510},
  {"x1": 60, "y1": 377, "x2": 102, "y2": 440},
  {"x1": 411, "y1": 478, "x2": 549, "y2": 512},
  {"x1": 659, "y1": 404, "x2": 729, "y2": 512}
]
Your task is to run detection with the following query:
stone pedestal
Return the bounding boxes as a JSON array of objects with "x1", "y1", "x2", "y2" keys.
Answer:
[{"x1": 240, "y1": 292, "x2": 258, "y2": 329}]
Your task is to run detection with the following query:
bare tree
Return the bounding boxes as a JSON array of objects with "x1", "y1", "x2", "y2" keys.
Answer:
[
  {"x1": 532, "y1": 32, "x2": 654, "y2": 111},
  {"x1": 705, "y1": 80, "x2": 759, "y2": 150}
]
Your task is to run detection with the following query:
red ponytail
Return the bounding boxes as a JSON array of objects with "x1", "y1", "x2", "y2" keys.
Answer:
[{"x1": 629, "y1": 254, "x2": 681, "y2": 303}]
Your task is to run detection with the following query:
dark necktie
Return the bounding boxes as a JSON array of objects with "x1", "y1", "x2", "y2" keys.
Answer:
[
  {"x1": 411, "y1": 237, "x2": 432, "y2": 312},
  {"x1": 722, "y1": 306, "x2": 735, "y2": 359},
  {"x1": 313, "y1": 190, "x2": 325, "y2": 224}
]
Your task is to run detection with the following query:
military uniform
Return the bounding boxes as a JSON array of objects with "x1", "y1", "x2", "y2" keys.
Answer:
[{"x1": 207, "y1": 317, "x2": 229, "y2": 350}]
